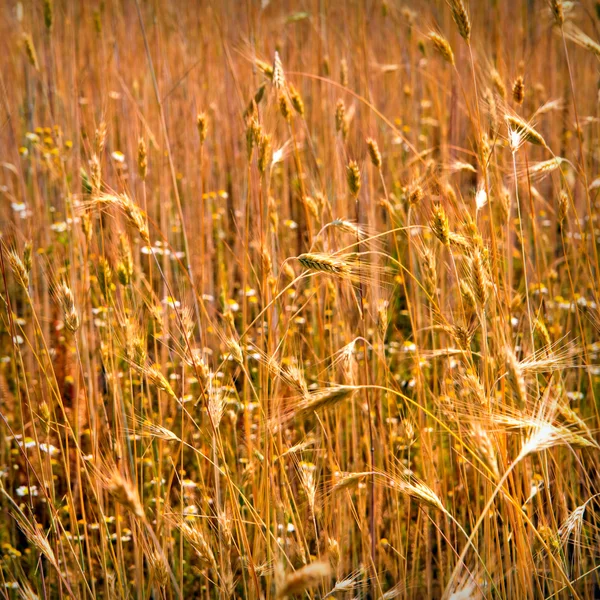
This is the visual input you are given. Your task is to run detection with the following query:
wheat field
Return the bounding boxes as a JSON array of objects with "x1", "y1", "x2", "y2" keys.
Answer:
[{"x1": 0, "y1": 0, "x2": 599, "y2": 598}]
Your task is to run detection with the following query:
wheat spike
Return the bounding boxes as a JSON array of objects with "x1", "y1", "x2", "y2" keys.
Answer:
[
  {"x1": 449, "y1": 0, "x2": 471, "y2": 42},
  {"x1": 297, "y1": 252, "x2": 353, "y2": 278},
  {"x1": 512, "y1": 75, "x2": 525, "y2": 104},
  {"x1": 429, "y1": 32, "x2": 455, "y2": 65},
  {"x1": 346, "y1": 160, "x2": 362, "y2": 196},
  {"x1": 294, "y1": 385, "x2": 357, "y2": 418},
  {"x1": 106, "y1": 470, "x2": 145, "y2": 519},
  {"x1": 55, "y1": 282, "x2": 80, "y2": 332},
  {"x1": 506, "y1": 115, "x2": 547, "y2": 149},
  {"x1": 431, "y1": 203, "x2": 451, "y2": 246},
  {"x1": 22, "y1": 34, "x2": 39, "y2": 69},
  {"x1": 367, "y1": 137, "x2": 382, "y2": 168},
  {"x1": 272, "y1": 51, "x2": 285, "y2": 89}
]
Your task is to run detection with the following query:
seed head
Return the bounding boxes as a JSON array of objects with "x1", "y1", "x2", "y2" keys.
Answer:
[
  {"x1": 295, "y1": 385, "x2": 357, "y2": 418},
  {"x1": 246, "y1": 117, "x2": 257, "y2": 160},
  {"x1": 385, "y1": 472, "x2": 447, "y2": 512},
  {"x1": 534, "y1": 317, "x2": 552, "y2": 349},
  {"x1": 278, "y1": 92, "x2": 291, "y2": 122},
  {"x1": 23, "y1": 242, "x2": 32, "y2": 274},
  {"x1": 422, "y1": 248, "x2": 437, "y2": 297},
  {"x1": 449, "y1": 0, "x2": 471, "y2": 42},
  {"x1": 550, "y1": 0, "x2": 564, "y2": 26},
  {"x1": 335, "y1": 100, "x2": 348, "y2": 139},
  {"x1": 429, "y1": 32, "x2": 455, "y2": 65},
  {"x1": 297, "y1": 252, "x2": 352, "y2": 279},
  {"x1": 97, "y1": 257, "x2": 113, "y2": 299},
  {"x1": 504, "y1": 347, "x2": 527, "y2": 406},
  {"x1": 377, "y1": 300, "x2": 389, "y2": 340},
  {"x1": 512, "y1": 75, "x2": 525, "y2": 105},
  {"x1": 272, "y1": 51, "x2": 285, "y2": 89},
  {"x1": 256, "y1": 58, "x2": 274, "y2": 79},
  {"x1": 451, "y1": 323, "x2": 473, "y2": 350},
  {"x1": 506, "y1": 115, "x2": 546, "y2": 149},
  {"x1": 93, "y1": 10, "x2": 102, "y2": 34},
  {"x1": 226, "y1": 339, "x2": 244, "y2": 365},
  {"x1": 106, "y1": 470, "x2": 145, "y2": 520},
  {"x1": 95, "y1": 121, "x2": 107, "y2": 155},
  {"x1": 254, "y1": 83, "x2": 266, "y2": 105},
  {"x1": 137, "y1": 138, "x2": 147, "y2": 180},
  {"x1": 125, "y1": 322, "x2": 147, "y2": 366},
  {"x1": 288, "y1": 83, "x2": 304, "y2": 116},
  {"x1": 258, "y1": 133, "x2": 272, "y2": 176},
  {"x1": 145, "y1": 364, "x2": 179, "y2": 402},
  {"x1": 367, "y1": 138, "x2": 382, "y2": 168},
  {"x1": 95, "y1": 192, "x2": 150, "y2": 243},
  {"x1": 346, "y1": 160, "x2": 361, "y2": 196},
  {"x1": 407, "y1": 183, "x2": 424, "y2": 206},
  {"x1": 44, "y1": 0, "x2": 53, "y2": 31},
  {"x1": 56, "y1": 282, "x2": 80, "y2": 332},
  {"x1": 81, "y1": 213, "x2": 92, "y2": 242},
  {"x1": 117, "y1": 233, "x2": 134, "y2": 286},
  {"x1": 470, "y1": 249, "x2": 489, "y2": 307},
  {"x1": 148, "y1": 551, "x2": 169, "y2": 589},
  {"x1": 177, "y1": 521, "x2": 216, "y2": 568},
  {"x1": 90, "y1": 154, "x2": 101, "y2": 192},
  {"x1": 8, "y1": 250, "x2": 29, "y2": 290},
  {"x1": 39, "y1": 401, "x2": 51, "y2": 434},
  {"x1": 197, "y1": 113, "x2": 208, "y2": 144},
  {"x1": 431, "y1": 203, "x2": 450, "y2": 246},
  {"x1": 22, "y1": 34, "x2": 39, "y2": 70},
  {"x1": 558, "y1": 190, "x2": 569, "y2": 224},
  {"x1": 331, "y1": 471, "x2": 373, "y2": 493}
]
